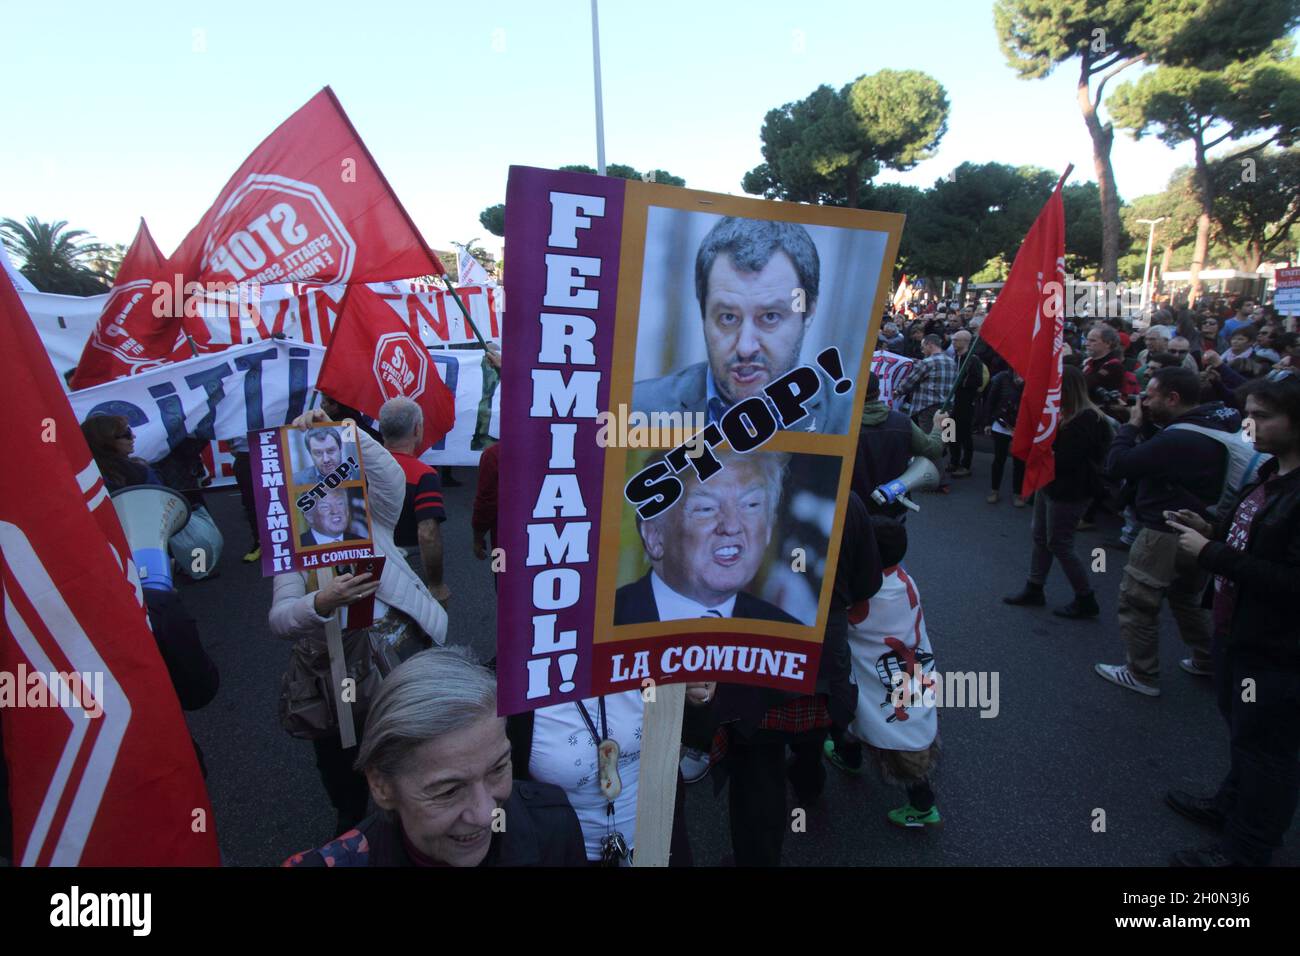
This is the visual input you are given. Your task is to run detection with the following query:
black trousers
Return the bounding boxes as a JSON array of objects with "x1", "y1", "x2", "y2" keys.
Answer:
[
  {"x1": 1211, "y1": 637, "x2": 1300, "y2": 865},
  {"x1": 947, "y1": 397, "x2": 976, "y2": 469},
  {"x1": 725, "y1": 727, "x2": 826, "y2": 867},
  {"x1": 230, "y1": 452, "x2": 261, "y2": 548},
  {"x1": 990, "y1": 432, "x2": 1025, "y2": 495},
  {"x1": 312, "y1": 735, "x2": 370, "y2": 833}
]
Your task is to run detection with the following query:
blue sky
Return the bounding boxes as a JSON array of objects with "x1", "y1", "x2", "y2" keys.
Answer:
[{"x1": 1, "y1": 0, "x2": 1203, "y2": 258}]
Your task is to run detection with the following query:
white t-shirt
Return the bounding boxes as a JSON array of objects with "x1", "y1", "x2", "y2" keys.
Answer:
[{"x1": 528, "y1": 690, "x2": 644, "y2": 861}]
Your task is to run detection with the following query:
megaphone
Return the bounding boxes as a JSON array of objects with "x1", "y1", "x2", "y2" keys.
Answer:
[
  {"x1": 111, "y1": 485, "x2": 192, "y2": 592},
  {"x1": 871, "y1": 456, "x2": 941, "y2": 513}
]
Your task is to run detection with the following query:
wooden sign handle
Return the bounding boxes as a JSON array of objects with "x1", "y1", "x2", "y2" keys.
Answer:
[
  {"x1": 316, "y1": 566, "x2": 357, "y2": 750},
  {"x1": 632, "y1": 683, "x2": 685, "y2": 867}
]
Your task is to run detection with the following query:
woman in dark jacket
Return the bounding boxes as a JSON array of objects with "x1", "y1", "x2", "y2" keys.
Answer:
[
  {"x1": 285, "y1": 648, "x2": 587, "y2": 867},
  {"x1": 1165, "y1": 375, "x2": 1300, "y2": 867},
  {"x1": 81, "y1": 414, "x2": 161, "y2": 490},
  {"x1": 1003, "y1": 366, "x2": 1112, "y2": 618}
]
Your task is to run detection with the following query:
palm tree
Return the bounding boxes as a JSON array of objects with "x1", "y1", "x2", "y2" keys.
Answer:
[{"x1": 0, "y1": 216, "x2": 112, "y2": 294}]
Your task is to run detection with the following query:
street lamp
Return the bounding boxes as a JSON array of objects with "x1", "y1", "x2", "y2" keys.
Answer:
[{"x1": 1136, "y1": 217, "x2": 1166, "y2": 315}]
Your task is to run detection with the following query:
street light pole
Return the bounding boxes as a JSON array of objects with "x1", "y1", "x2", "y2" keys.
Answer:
[
  {"x1": 590, "y1": 0, "x2": 607, "y2": 176},
  {"x1": 1136, "y1": 217, "x2": 1166, "y2": 314}
]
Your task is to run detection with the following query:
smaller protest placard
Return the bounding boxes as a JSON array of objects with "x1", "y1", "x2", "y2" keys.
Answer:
[
  {"x1": 251, "y1": 420, "x2": 376, "y2": 576},
  {"x1": 1274, "y1": 266, "x2": 1300, "y2": 316}
]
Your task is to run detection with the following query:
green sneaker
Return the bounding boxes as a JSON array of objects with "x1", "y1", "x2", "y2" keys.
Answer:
[
  {"x1": 822, "y1": 738, "x2": 862, "y2": 776},
  {"x1": 887, "y1": 803, "x2": 942, "y2": 829}
]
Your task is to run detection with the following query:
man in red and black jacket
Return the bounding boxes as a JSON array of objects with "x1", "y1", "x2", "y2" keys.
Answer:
[
  {"x1": 1083, "y1": 321, "x2": 1132, "y2": 421},
  {"x1": 378, "y1": 396, "x2": 450, "y2": 606}
]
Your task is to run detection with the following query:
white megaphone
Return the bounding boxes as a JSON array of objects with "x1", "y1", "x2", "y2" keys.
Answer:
[
  {"x1": 871, "y1": 456, "x2": 941, "y2": 513},
  {"x1": 111, "y1": 485, "x2": 192, "y2": 592}
]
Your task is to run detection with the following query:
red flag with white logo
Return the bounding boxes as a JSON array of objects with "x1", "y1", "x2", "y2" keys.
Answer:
[
  {"x1": 170, "y1": 87, "x2": 442, "y2": 295},
  {"x1": 977, "y1": 174, "x2": 1068, "y2": 496},
  {"x1": 316, "y1": 284, "x2": 456, "y2": 448},
  {"x1": 0, "y1": 265, "x2": 219, "y2": 866},
  {"x1": 68, "y1": 219, "x2": 189, "y2": 389}
]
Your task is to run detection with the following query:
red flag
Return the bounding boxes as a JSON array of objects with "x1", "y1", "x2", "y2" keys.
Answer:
[
  {"x1": 68, "y1": 220, "x2": 189, "y2": 389},
  {"x1": 170, "y1": 87, "x2": 442, "y2": 292},
  {"x1": 978, "y1": 174, "x2": 1068, "y2": 496},
  {"x1": 0, "y1": 266, "x2": 219, "y2": 865},
  {"x1": 316, "y1": 284, "x2": 456, "y2": 447}
]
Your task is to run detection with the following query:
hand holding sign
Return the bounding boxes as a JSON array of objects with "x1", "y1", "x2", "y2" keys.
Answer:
[{"x1": 312, "y1": 572, "x2": 380, "y2": 616}]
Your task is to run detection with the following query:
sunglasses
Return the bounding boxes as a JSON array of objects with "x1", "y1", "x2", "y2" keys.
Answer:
[{"x1": 1169, "y1": 349, "x2": 1188, "y2": 356}]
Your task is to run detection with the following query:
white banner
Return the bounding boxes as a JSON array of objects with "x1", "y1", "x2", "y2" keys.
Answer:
[
  {"x1": 419, "y1": 348, "x2": 501, "y2": 468},
  {"x1": 22, "y1": 279, "x2": 503, "y2": 386},
  {"x1": 68, "y1": 340, "x2": 328, "y2": 464},
  {"x1": 67, "y1": 341, "x2": 498, "y2": 483},
  {"x1": 184, "y1": 279, "x2": 502, "y2": 351},
  {"x1": 21, "y1": 289, "x2": 109, "y2": 381}
]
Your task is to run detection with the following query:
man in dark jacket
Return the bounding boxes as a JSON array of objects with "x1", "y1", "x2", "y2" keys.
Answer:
[
  {"x1": 1095, "y1": 366, "x2": 1240, "y2": 696},
  {"x1": 945, "y1": 330, "x2": 985, "y2": 477},
  {"x1": 1164, "y1": 376, "x2": 1300, "y2": 866}
]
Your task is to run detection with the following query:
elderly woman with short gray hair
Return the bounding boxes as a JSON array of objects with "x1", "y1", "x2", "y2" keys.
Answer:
[{"x1": 284, "y1": 648, "x2": 587, "y2": 867}]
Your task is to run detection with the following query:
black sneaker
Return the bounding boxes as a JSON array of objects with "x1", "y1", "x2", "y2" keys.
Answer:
[
  {"x1": 1003, "y1": 582, "x2": 1045, "y2": 606},
  {"x1": 1165, "y1": 790, "x2": 1226, "y2": 831},
  {"x1": 1170, "y1": 845, "x2": 1237, "y2": 867}
]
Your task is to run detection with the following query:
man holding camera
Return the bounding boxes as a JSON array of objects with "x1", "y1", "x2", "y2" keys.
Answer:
[{"x1": 1094, "y1": 367, "x2": 1241, "y2": 696}]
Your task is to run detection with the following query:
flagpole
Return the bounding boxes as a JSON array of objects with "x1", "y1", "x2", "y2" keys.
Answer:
[
  {"x1": 591, "y1": 0, "x2": 607, "y2": 175},
  {"x1": 439, "y1": 274, "x2": 489, "y2": 348}
]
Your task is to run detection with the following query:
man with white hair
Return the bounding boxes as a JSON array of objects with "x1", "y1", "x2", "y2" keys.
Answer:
[{"x1": 380, "y1": 397, "x2": 450, "y2": 606}]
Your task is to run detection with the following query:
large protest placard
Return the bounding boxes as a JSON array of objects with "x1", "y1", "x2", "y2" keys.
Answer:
[
  {"x1": 250, "y1": 421, "x2": 376, "y2": 575},
  {"x1": 496, "y1": 166, "x2": 902, "y2": 715}
]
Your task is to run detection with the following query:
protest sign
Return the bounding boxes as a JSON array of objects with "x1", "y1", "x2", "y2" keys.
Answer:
[
  {"x1": 496, "y1": 166, "x2": 902, "y2": 716},
  {"x1": 250, "y1": 421, "x2": 376, "y2": 576},
  {"x1": 1274, "y1": 266, "x2": 1300, "y2": 316}
]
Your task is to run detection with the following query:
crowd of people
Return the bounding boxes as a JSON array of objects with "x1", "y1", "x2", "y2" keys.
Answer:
[
  {"x1": 876, "y1": 289, "x2": 1299, "y2": 867},
  {"x1": 3, "y1": 286, "x2": 1292, "y2": 870}
]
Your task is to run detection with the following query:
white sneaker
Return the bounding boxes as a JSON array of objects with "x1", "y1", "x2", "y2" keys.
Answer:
[
  {"x1": 679, "y1": 748, "x2": 711, "y2": 784},
  {"x1": 1179, "y1": 658, "x2": 1213, "y2": 677},
  {"x1": 1095, "y1": 662, "x2": 1160, "y2": 697}
]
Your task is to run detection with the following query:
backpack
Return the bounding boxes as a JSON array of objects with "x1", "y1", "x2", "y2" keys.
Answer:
[{"x1": 1165, "y1": 423, "x2": 1272, "y2": 519}]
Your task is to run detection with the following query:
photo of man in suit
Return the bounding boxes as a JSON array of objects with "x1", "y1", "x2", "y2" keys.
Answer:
[
  {"x1": 299, "y1": 486, "x2": 352, "y2": 547},
  {"x1": 631, "y1": 217, "x2": 853, "y2": 434},
  {"x1": 614, "y1": 450, "x2": 795, "y2": 625},
  {"x1": 294, "y1": 427, "x2": 344, "y2": 487}
]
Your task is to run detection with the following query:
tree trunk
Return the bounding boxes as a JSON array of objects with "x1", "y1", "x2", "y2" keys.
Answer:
[
  {"x1": 846, "y1": 161, "x2": 860, "y2": 209},
  {"x1": 1159, "y1": 244, "x2": 1173, "y2": 300},
  {"x1": 1241, "y1": 241, "x2": 1262, "y2": 274},
  {"x1": 1189, "y1": 145, "x2": 1214, "y2": 305},
  {"x1": 1077, "y1": 61, "x2": 1121, "y2": 283}
]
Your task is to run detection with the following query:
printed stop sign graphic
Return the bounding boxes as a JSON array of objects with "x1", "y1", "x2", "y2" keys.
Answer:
[
  {"x1": 374, "y1": 332, "x2": 428, "y2": 400},
  {"x1": 199, "y1": 174, "x2": 357, "y2": 287}
]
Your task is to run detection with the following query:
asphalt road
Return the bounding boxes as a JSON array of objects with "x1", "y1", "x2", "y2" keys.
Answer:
[{"x1": 181, "y1": 451, "x2": 1299, "y2": 867}]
